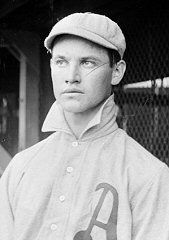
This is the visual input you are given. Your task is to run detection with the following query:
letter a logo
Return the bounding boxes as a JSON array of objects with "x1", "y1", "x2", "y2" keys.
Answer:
[{"x1": 73, "y1": 183, "x2": 119, "y2": 240}]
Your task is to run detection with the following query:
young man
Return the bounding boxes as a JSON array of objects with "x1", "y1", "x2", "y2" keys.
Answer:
[{"x1": 0, "y1": 12, "x2": 169, "y2": 240}]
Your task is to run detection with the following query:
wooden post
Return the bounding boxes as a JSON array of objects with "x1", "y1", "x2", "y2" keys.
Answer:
[{"x1": 18, "y1": 54, "x2": 26, "y2": 151}]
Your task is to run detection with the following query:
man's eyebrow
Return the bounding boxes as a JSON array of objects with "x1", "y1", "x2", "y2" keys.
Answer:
[
  {"x1": 52, "y1": 55, "x2": 103, "y2": 62},
  {"x1": 52, "y1": 55, "x2": 67, "y2": 59},
  {"x1": 81, "y1": 56, "x2": 100, "y2": 61},
  {"x1": 80, "y1": 56, "x2": 105, "y2": 64}
]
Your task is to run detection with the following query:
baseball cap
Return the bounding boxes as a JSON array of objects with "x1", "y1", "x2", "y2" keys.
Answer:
[{"x1": 44, "y1": 12, "x2": 126, "y2": 58}]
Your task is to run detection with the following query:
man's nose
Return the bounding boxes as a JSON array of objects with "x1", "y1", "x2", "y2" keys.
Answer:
[{"x1": 65, "y1": 64, "x2": 81, "y2": 84}]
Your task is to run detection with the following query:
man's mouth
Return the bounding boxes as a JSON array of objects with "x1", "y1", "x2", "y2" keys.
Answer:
[{"x1": 62, "y1": 88, "x2": 84, "y2": 94}]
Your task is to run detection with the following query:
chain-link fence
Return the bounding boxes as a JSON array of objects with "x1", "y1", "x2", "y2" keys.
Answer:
[{"x1": 114, "y1": 10, "x2": 169, "y2": 165}]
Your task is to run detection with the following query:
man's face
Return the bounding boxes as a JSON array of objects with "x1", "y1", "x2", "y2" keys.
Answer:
[{"x1": 50, "y1": 35, "x2": 114, "y2": 115}]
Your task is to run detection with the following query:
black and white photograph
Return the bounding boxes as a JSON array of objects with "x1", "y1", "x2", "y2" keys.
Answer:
[{"x1": 0, "y1": 0, "x2": 169, "y2": 239}]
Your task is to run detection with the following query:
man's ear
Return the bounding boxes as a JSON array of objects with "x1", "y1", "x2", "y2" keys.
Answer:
[{"x1": 111, "y1": 60, "x2": 126, "y2": 85}]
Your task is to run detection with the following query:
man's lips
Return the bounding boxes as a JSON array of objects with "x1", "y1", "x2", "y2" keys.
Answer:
[{"x1": 62, "y1": 88, "x2": 84, "y2": 94}]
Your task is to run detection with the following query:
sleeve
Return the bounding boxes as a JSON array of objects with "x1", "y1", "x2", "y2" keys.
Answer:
[
  {"x1": 0, "y1": 152, "x2": 27, "y2": 240},
  {"x1": 0, "y1": 162, "x2": 15, "y2": 240},
  {"x1": 131, "y1": 164, "x2": 169, "y2": 240}
]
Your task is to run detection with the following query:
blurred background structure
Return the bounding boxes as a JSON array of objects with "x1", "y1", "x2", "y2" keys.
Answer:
[{"x1": 0, "y1": 0, "x2": 169, "y2": 174}]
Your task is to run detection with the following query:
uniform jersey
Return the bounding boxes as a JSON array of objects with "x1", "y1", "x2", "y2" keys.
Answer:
[{"x1": 0, "y1": 95, "x2": 169, "y2": 240}]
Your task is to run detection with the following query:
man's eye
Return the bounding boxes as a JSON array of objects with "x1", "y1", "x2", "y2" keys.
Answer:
[
  {"x1": 52, "y1": 59, "x2": 67, "y2": 67},
  {"x1": 82, "y1": 60, "x2": 96, "y2": 68}
]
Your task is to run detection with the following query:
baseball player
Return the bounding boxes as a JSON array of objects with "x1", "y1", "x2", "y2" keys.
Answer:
[{"x1": 0, "y1": 12, "x2": 169, "y2": 240}]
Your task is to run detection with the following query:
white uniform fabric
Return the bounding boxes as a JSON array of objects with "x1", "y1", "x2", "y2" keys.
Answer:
[{"x1": 0, "y1": 95, "x2": 169, "y2": 240}]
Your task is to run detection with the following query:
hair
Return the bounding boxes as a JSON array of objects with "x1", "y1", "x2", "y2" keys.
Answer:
[
  {"x1": 107, "y1": 49, "x2": 121, "y2": 68},
  {"x1": 50, "y1": 34, "x2": 121, "y2": 68}
]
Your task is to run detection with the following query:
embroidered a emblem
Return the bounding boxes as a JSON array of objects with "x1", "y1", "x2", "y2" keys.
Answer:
[{"x1": 73, "y1": 182, "x2": 119, "y2": 240}]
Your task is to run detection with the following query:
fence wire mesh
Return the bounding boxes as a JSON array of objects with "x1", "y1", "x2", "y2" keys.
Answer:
[{"x1": 114, "y1": 11, "x2": 169, "y2": 165}]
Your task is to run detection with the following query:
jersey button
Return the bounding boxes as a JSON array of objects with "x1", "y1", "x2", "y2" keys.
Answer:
[
  {"x1": 59, "y1": 195, "x2": 66, "y2": 202},
  {"x1": 50, "y1": 224, "x2": 57, "y2": 231},
  {"x1": 67, "y1": 166, "x2": 73, "y2": 173},
  {"x1": 72, "y1": 141, "x2": 78, "y2": 147}
]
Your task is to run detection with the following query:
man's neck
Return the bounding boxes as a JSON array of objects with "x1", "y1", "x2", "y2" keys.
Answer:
[{"x1": 63, "y1": 106, "x2": 101, "y2": 139}]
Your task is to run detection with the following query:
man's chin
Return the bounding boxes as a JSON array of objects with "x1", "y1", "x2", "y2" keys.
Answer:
[{"x1": 60, "y1": 102, "x2": 84, "y2": 113}]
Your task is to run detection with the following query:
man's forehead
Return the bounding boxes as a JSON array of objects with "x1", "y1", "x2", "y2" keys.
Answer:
[{"x1": 52, "y1": 34, "x2": 108, "y2": 52}]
